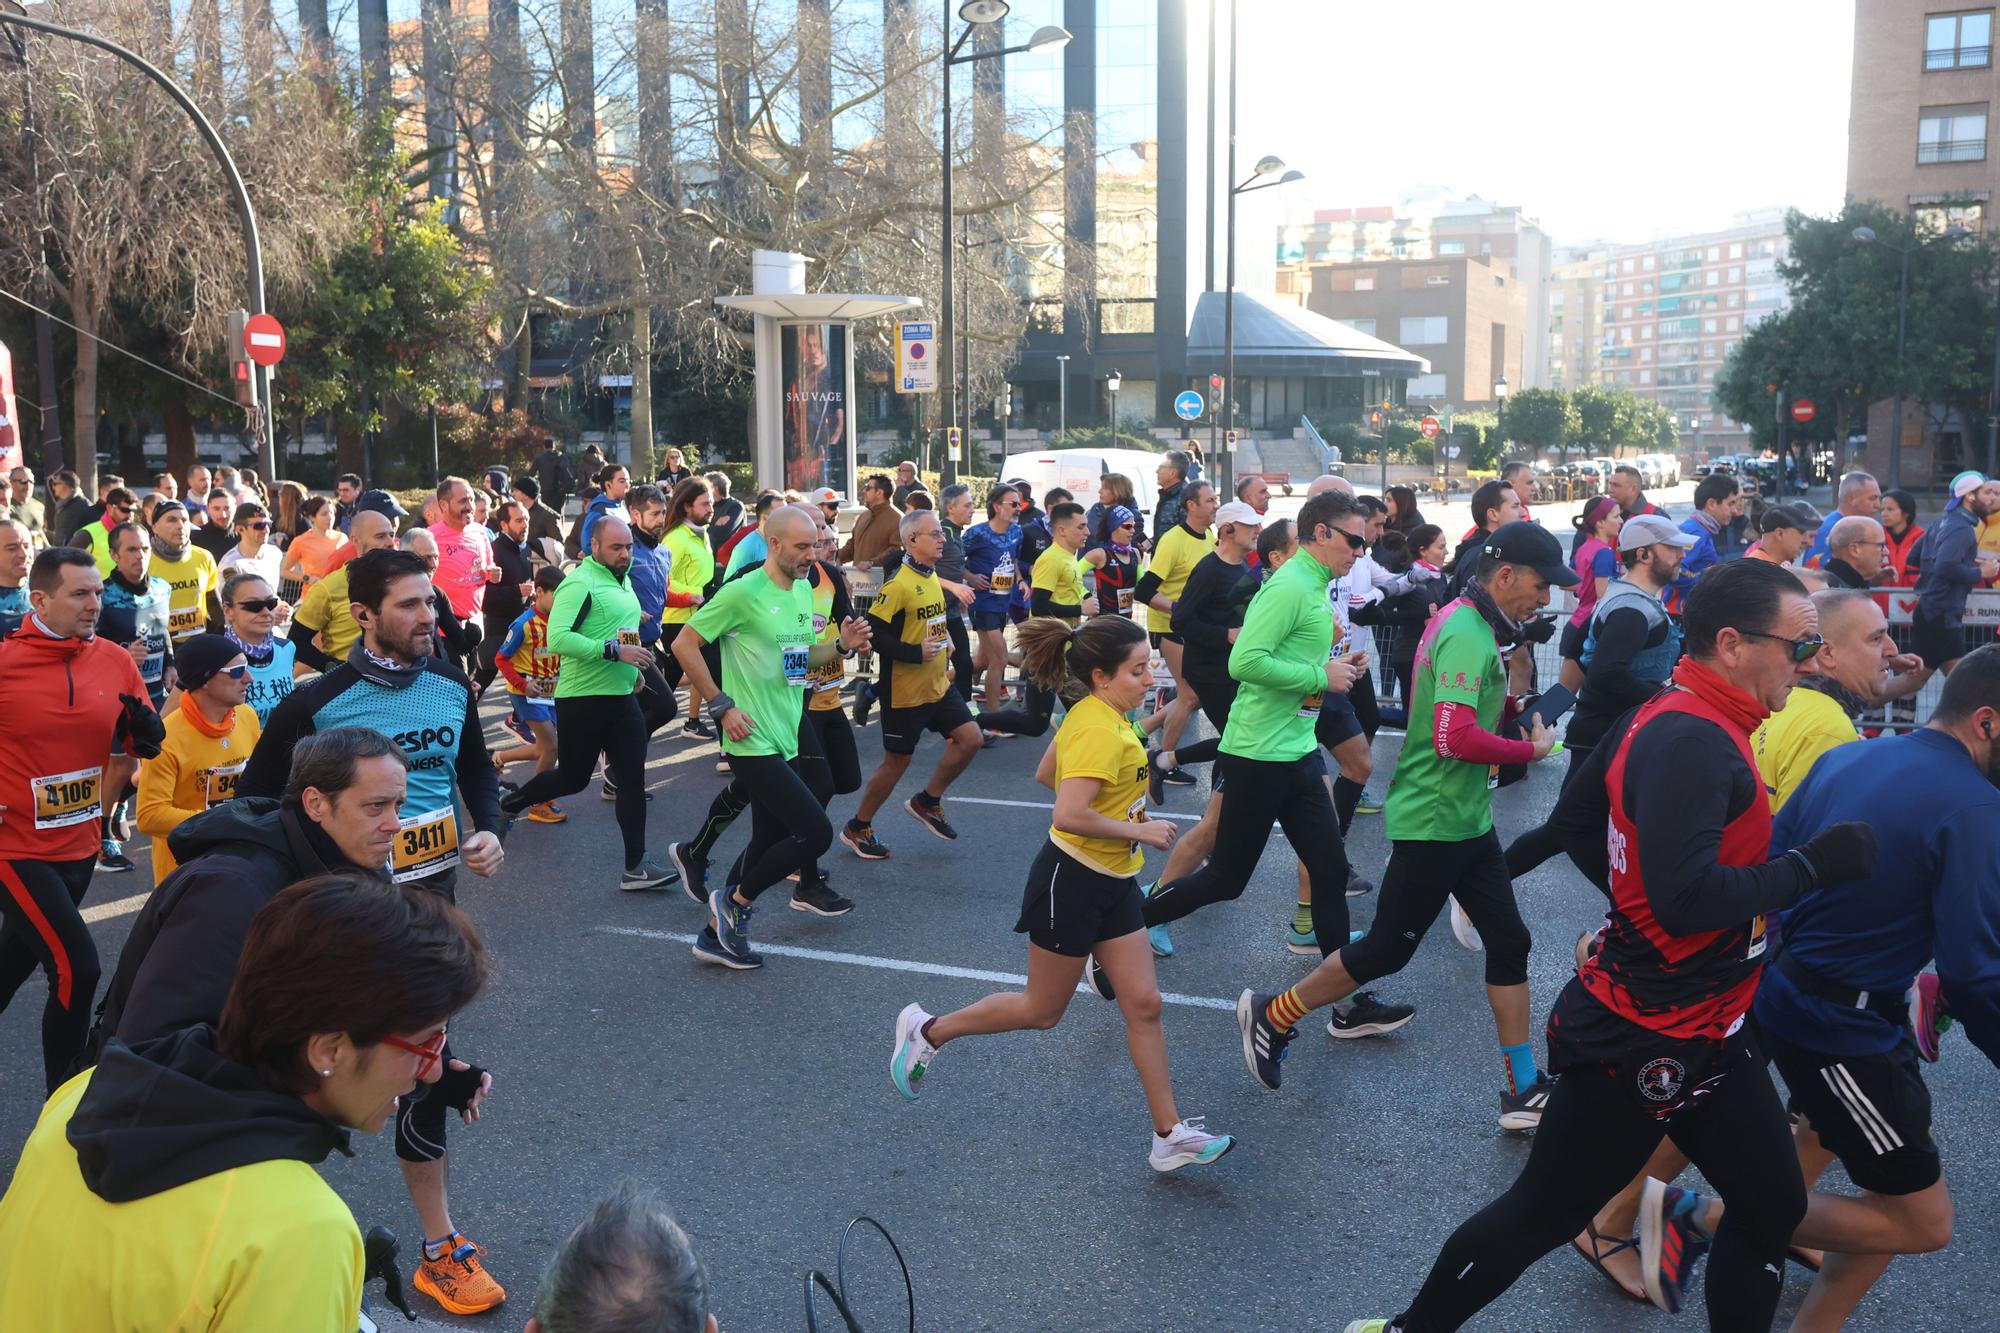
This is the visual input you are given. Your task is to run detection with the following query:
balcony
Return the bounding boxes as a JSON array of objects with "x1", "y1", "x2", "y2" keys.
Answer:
[
  {"x1": 1920, "y1": 138, "x2": 1987, "y2": 164},
  {"x1": 1926, "y1": 44, "x2": 1993, "y2": 70}
]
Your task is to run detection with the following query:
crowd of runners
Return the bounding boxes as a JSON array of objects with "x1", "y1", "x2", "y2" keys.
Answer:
[{"x1": 0, "y1": 447, "x2": 1993, "y2": 1331}]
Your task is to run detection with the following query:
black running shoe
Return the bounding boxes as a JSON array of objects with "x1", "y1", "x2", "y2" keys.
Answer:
[
  {"x1": 904, "y1": 794, "x2": 958, "y2": 841},
  {"x1": 681, "y1": 716, "x2": 714, "y2": 741},
  {"x1": 1235, "y1": 990, "x2": 1294, "y2": 1091},
  {"x1": 1160, "y1": 767, "x2": 1196, "y2": 787},
  {"x1": 842, "y1": 820, "x2": 891, "y2": 860},
  {"x1": 1499, "y1": 1075, "x2": 1554, "y2": 1131},
  {"x1": 1325, "y1": 992, "x2": 1416, "y2": 1039},
  {"x1": 668, "y1": 841, "x2": 708, "y2": 905},
  {"x1": 1083, "y1": 957, "x2": 1116, "y2": 1001},
  {"x1": 1146, "y1": 752, "x2": 1169, "y2": 806},
  {"x1": 1344, "y1": 870, "x2": 1376, "y2": 898},
  {"x1": 851, "y1": 680, "x2": 876, "y2": 728},
  {"x1": 790, "y1": 877, "x2": 855, "y2": 917},
  {"x1": 690, "y1": 924, "x2": 762, "y2": 970}
]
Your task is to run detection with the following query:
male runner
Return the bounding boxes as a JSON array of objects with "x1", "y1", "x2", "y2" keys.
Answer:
[
  {"x1": 672, "y1": 506, "x2": 869, "y2": 969},
  {"x1": 1236, "y1": 521, "x2": 1569, "y2": 1125},
  {"x1": 238, "y1": 545, "x2": 509, "y2": 1315},
  {"x1": 145, "y1": 500, "x2": 220, "y2": 647},
  {"x1": 290, "y1": 508, "x2": 398, "y2": 670},
  {"x1": 977, "y1": 501, "x2": 1102, "y2": 737},
  {"x1": 498, "y1": 517, "x2": 677, "y2": 889},
  {"x1": 1640, "y1": 645, "x2": 2000, "y2": 1328},
  {"x1": 841, "y1": 510, "x2": 985, "y2": 858},
  {"x1": 0, "y1": 548, "x2": 158, "y2": 1090},
  {"x1": 0, "y1": 518, "x2": 31, "y2": 637},
  {"x1": 1149, "y1": 499, "x2": 1264, "y2": 790},
  {"x1": 94, "y1": 522, "x2": 176, "y2": 872},
  {"x1": 1340, "y1": 559, "x2": 1877, "y2": 1333},
  {"x1": 1134, "y1": 479, "x2": 1217, "y2": 776}
]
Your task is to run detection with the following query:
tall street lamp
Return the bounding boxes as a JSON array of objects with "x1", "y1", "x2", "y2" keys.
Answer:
[
  {"x1": 1105, "y1": 368, "x2": 1121, "y2": 448},
  {"x1": 939, "y1": 0, "x2": 1069, "y2": 486},
  {"x1": 1853, "y1": 219, "x2": 1971, "y2": 488},
  {"x1": 1222, "y1": 156, "x2": 1303, "y2": 495},
  {"x1": 1493, "y1": 374, "x2": 1509, "y2": 462}
]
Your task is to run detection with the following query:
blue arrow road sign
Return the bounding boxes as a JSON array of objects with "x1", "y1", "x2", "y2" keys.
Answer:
[{"x1": 1174, "y1": 390, "x2": 1205, "y2": 421}]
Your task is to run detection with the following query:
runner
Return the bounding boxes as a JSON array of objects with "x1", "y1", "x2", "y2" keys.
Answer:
[
  {"x1": 1558, "y1": 497, "x2": 1623, "y2": 693},
  {"x1": 0, "y1": 518, "x2": 30, "y2": 637},
  {"x1": 1638, "y1": 645, "x2": 2000, "y2": 1327},
  {"x1": 1134, "y1": 479, "x2": 1217, "y2": 777},
  {"x1": 145, "y1": 500, "x2": 221, "y2": 647},
  {"x1": 93, "y1": 521, "x2": 175, "y2": 873},
  {"x1": 671, "y1": 506, "x2": 870, "y2": 969},
  {"x1": 841, "y1": 509, "x2": 985, "y2": 858},
  {"x1": 217, "y1": 571, "x2": 297, "y2": 727},
  {"x1": 934, "y1": 483, "x2": 978, "y2": 700},
  {"x1": 977, "y1": 501, "x2": 1103, "y2": 738},
  {"x1": 1091, "y1": 505, "x2": 1142, "y2": 620},
  {"x1": 889, "y1": 613, "x2": 1236, "y2": 1174},
  {"x1": 497, "y1": 519, "x2": 676, "y2": 888},
  {"x1": 0, "y1": 547, "x2": 159, "y2": 1091},
  {"x1": 1235, "y1": 521, "x2": 1569, "y2": 1121},
  {"x1": 1338, "y1": 559, "x2": 1877, "y2": 1333},
  {"x1": 1147, "y1": 499, "x2": 1264, "y2": 788},
  {"x1": 961, "y1": 484, "x2": 1026, "y2": 706},
  {"x1": 288, "y1": 508, "x2": 399, "y2": 670},
  {"x1": 132, "y1": 634, "x2": 260, "y2": 884},
  {"x1": 492, "y1": 567, "x2": 567, "y2": 823},
  {"x1": 237, "y1": 545, "x2": 509, "y2": 1316},
  {"x1": 658, "y1": 477, "x2": 718, "y2": 740}
]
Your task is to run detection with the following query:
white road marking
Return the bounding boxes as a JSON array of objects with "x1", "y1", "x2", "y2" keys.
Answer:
[
  {"x1": 83, "y1": 892, "x2": 152, "y2": 923},
  {"x1": 599, "y1": 926, "x2": 1236, "y2": 1011},
  {"x1": 948, "y1": 795, "x2": 1206, "y2": 823}
]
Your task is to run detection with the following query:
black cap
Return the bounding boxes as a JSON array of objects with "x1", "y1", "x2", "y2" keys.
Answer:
[
  {"x1": 1758, "y1": 502, "x2": 1812, "y2": 534},
  {"x1": 355, "y1": 488, "x2": 408, "y2": 520},
  {"x1": 1481, "y1": 520, "x2": 1580, "y2": 587}
]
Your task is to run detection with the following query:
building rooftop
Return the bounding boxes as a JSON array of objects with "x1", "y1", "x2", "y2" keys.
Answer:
[{"x1": 1186, "y1": 290, "x2": 1431, "y2": 378}]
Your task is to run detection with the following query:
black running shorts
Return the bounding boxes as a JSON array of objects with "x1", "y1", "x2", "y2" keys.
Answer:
[
  {"x1": 1014, "y1": 840, "x2": 1146, "y2": 958},
  {"x1": 1764, "y1": 1025, "x2": 1941, "y2": 1196},
  {"x1": 880, "y1": 689, "x2": 976, "y2": 756}
]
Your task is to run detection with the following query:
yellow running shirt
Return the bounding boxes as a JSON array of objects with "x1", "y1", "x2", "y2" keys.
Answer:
[
  {"x1": 1144, "y1": 523, "x2": 1215, "y2": 632},
  {"x1": 868, "y1": 562, "x2": 952, "y2": 709},
  {"x1": 1049, "y1": 694, "x2": 1150, "y2": 878}
]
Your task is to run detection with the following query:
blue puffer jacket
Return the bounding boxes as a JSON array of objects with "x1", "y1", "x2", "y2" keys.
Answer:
[{"x1": 629, "y1": 532, "x2": 671, "y2": 645}]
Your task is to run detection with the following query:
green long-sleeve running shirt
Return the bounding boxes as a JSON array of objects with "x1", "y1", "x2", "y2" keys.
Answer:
[
  {"x1": 546, "y1": 556, "x2": 644, "y2": 698},
  {"x1": 1219, "y1": 548, "x2": 1335, "y2": 763}
]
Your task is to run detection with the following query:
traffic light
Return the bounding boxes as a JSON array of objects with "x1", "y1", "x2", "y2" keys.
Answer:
[
  {"x1": 1370, "y1": 411, "x2": 1382, "y2": 427},
  {"x1": 1209, "y1": 373, "x2": 1224, "y2": 392},
  {"x1": 225, "y1": 308, "x2": 258, "y2": 410},
  {"x1": 994, "y1": 383, "x2": 1013, "y2": 421}
]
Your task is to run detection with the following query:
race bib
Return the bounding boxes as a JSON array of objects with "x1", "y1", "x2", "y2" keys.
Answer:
[
  {"x1": 1298, "y1": 691, "x2": 1323, "y2": 720},
  {"x1": 391, "y1": 807, "x2": 460, "y2": 883},
  {"x1": 781, "y1": 643, "x2": 812, "y2": 688},
  {"x1": 32, "y1": 766, "x2": 102, "y2": 830},
  {"x1": 141, "y1": 650, "x2": 166, "y2": 685},
  {"x1": 202, "y1": 760, "x2": 246, "y2": 808},
  {"x1": 1117, "y1": 587, "x2": 1134, "y2": 613},
  {"x1": 616, "y1": 628, "x2": 641, "y2": 648},
  {"x1": 167, "y1": 604, "x2": 203, "y2": 636},
  {"x1": 990, "y1": 559, "x2": 1016, "y2": 593},
  {"x1": 924, "y1": 615, "x2": 948, "y2": 646},
  {"x1": 1746, "y1": 913, "x2": 1767, "y2": 961}
]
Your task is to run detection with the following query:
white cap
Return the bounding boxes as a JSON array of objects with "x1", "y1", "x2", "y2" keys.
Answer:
[
  {"x1": 805, "y1": 487, "x2": 846, "y2": 505},
  {"x1": 1214, "y1": 500, "x2": 1265, "y2": 529}
]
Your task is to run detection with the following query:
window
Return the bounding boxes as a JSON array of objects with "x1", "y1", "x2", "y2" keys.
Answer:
[
  {"x1": 1353, "y1": 276, "x2": 1375, "y2": 291},
  {"x1": 1338, "y1": 317, "x2": 1377, "y2": 336},
  {"x1": 1643, "y1": 255, "x2": 1657, "y2": 270},
  {"x1": 1641, "y1": 347, "x2": 1653, "y2": 362},
  {"x1": 1918, "y1": 201, "x2": 1986, "y2": 233},
  {"x1": 1704, "y1": 318, "x2": 1718, "y2": 333},
  {"x1": 1398, "y1": 316, "x2": 1448, "y2": 344},
  {"x1": 1729, "y1": 242, "x2": 1744, "y2": 259},
  {"x1": 1726, "y1": 316, "x2": 1740, "y2": 331},
  {"x1": 1707, "y1": 246, "x2": 1721, "y2": 261},
  {"x1": 1623, "y1": 258, "x2": 1636, "y2": 273},
  {"x1": 1727, "y1": 266, "x2": 1741, "y2": 282},
  {"x1": 1704, "y1": 342, "x2": 1719, "y2": 357},
  {"x1": 1706, "y1": 270, "x2": 1720, "y2": 285},
  {"x1": 1622, "y1": 281, "x2": 1634, "y2": 295},
  {"x1": 1920, "y1": 105, "x2": 1989, "y2": 162},
  {"x1": 1438, "y1": 240, "x2": 1466, "y2": 255},
  {"x1": 1641, "y1": 326, "x2": 1653, "y2": 339},
  {"x1": 1927, "y1": 11, "x2": 1994, "y2": 69},
  {"x1": 1640, "y1": 370, "x2": 1652, "y2": 385}
]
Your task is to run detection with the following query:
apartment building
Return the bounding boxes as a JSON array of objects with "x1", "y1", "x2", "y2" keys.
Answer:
[{"x1": 1292, "y1": 255, "x2": 1527, "y2": 408}]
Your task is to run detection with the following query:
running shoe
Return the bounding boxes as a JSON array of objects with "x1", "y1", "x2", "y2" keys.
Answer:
[
  {"x1": 668, "y1": 841, "x2": 708, "y2": 905},
  {"x1": 1326, "y1": 992, "x2": 1416, "y2": 1039},
  {"x1": 501, "y1": 714, "x2": 534, "y2": 747},
  {"x1": 842, "y1": 820, "x2": 891, "y2": 860},
  {"x1": 412, "y1": 1233, "x2": 507, "y2": 1315},
  {"x1": 1450, "y1": 896, "x2": 1484, "y2": 951},
  {"x1": 1160, "y1": 766, "x2": 1196, "y2": 787},
  {"x1": 1339, "y1": 1323, "x2": 1393, "y2": 1333},
  {"x1": 890, "y1": 1003, "x2": 936, "y2": 1100},
  {"x1": 525, "y1": 801, "x2": 566, "y2": 824},
  {"x1": 1148, "y1": 1117, "x2": 1236, "y2": 1173},
  {"x1": 1146, "y1": 752, "x2": 1170, "y2": 805},
  {"x1": 96, "y1": 838, "x2": 135, "y2": 874},
  {"x1": 1344, "y1": 870, "x2": 1375, "y2": 898},
  {"x1": 1235, "y1": 990, "x2": 1294, "y2": 1091},
  {"x1": 107, "y1": 797, "x2": 133, "y2": 842},
  {"x1": 1285, "y1": 924, "x2": 1318, "y2": 955},
  {"x1": 619, "y1": 859, "x2": 679, "y2": 892},
  {"x1": 1082, "y1": 956, "x2": 1116, "y2": 1001},
  {"x1": 1498, "y1": 1074, "x2": 1553, "y2": 1131},
  {"x1": 1910, "y1": 971, "x2": 1953, "y2": 1063},
  {"x1": 690, "y1": 924, "x2": 761, "y2": 970},
  {"x1": 681, "y1": 716, "x2": 714, "y2": 741},
  {"x1": 1353, "y1": 789, "x2": 1385, "y2": 816},
  {"x1": 851, "y1": 680, "x2": 876, "y2": 728},
  {"x1": 714, "y1": 759, "x2": 731, "y2": 775},
  {"x1": 904, "y1": 794, "x2": 958, "y2": 841},
  {"x1": 1147, "y1": 923, "x2": 1174, "y2": 958},
  {"x1": 712, "y1": 888, "x2": 756, "y2": 960},
  {"x1": 600, "y1": 775, "x2": 651, "y2": 803},
  {"x1": 1638, "y1": 1179, "x2": 1713, "y2": 1315},
  {"x1": 790, "y1": 877, "x2": 855, "y2": 917}
]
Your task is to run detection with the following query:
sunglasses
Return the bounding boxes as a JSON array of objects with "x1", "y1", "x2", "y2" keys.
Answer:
[
  {"x1": 1739, "y1": 629, "x2": 1826, "y2": 664},
  {"x1": 244, "y1": 520, "x2": 270, "y2": 530},
  {"x1": 219, "y1": 664, "x2": 249, "y2": 680},
  {"x1": 1314, "y1": 526, "x2": 1367, "y2": 551},
  {"x1": 232, "y1": 597, "x2": 281, "y2": 613},
  {"x1": 380, "y1": 1027, "x2": 449, "y2": 1078}
]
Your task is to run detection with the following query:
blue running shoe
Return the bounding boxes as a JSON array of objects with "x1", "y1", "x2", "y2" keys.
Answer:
[
  {"x1": 1639, "y1": 1180, "x2": 1713, "y2": 1314},
  {"x1": 702, "y1": 888, "x2": 760, "y2": 969},
  {"x1": 1285, "y1": 925, "x2": 1318, "y2": 955}
]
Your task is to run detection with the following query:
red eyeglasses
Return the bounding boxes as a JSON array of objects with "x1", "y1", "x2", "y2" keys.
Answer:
[{"x1": 379, "y1": 1026, "x2": 448, "y2": 1077}]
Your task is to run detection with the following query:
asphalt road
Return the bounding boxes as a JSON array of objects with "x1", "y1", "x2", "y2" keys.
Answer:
[{"x1": 3, "y1": 661, "x2": 1996, "y2": 1331}]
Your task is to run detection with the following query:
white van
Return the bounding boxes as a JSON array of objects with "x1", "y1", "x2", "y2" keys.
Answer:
[{"x1": 998, "y1": 447, "x2": 1165, "y2": 516}]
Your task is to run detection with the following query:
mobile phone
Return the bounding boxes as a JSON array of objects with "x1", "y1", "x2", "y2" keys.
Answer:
[{"x1": 1523, "y1": 685, "x2": 1576, "y2": 730}]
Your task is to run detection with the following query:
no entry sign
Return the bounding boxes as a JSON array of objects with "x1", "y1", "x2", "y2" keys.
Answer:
[
  {"x1": 1419, "y1": 415, "x2": 1440, "y2": 439},
  {"x1": 1790, "y1": 398, "x2": 1816, "y2": 424},
  {"x1": 242, "y1": 313, "x2": 287, "y2": 367}
]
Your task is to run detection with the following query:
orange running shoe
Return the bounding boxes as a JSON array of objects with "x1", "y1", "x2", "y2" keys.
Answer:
[
  {"x1": 412, "y1": 1233, "x2": 507, "y2": 1315},
  {"x1": 526, "y1": 801, "x2": 567, "y2": 824}
]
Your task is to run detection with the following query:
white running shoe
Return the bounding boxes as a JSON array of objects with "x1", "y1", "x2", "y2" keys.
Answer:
[
  {"x1": 1449, "y1": 897, "x2": 1484, "y2": 952},
  {"x1": 1149, "y1": 1116, "x2": 1236, "y2": 1173},
  {"x1": 889, "y1": 1003, "x2": 937, "y2": 1101}
]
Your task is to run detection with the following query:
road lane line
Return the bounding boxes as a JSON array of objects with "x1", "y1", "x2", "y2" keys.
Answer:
[
  {"x1": 598, "y1": 926, "x2": 1236, "y2": 1011},
  {"x1": 83, "y1": 892, "x2": 152, "y2": 924}
]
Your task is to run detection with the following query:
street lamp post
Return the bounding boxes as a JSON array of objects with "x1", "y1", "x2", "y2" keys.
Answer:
[
  {"x1": 1105, "y1": 368, "x2": 1121, "y2": 448},
  {"x1": 1055, "y1": 352, "x2": 1069, "y2": 436},
  {"x1": 1853, "y1": 219, "x2": 1971, "y2": 488},
  {"x1": 0, "y1": 0, "x2": 61, "y2": 474},
  {"x1": 1493, "y1": 374, "x2": 1509, "y2": 463},
  {"x1": 938, "y1": 1, "x2": 1069, "y2": 487}
]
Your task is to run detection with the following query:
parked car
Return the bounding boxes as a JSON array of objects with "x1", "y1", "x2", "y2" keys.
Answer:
[
  {"x1": 1641, "y1": 452, "x2": 1682, "y2": 486},
  {"x1": 1692, "y1": 455, "x2": 1738, "y2": 480},
  {"x1": 1632, "y1": 457, "x2": 1664, "y2": 488},
  {"x1": 1571, "y1": 462, "x2": 1606, "y2": 496}
]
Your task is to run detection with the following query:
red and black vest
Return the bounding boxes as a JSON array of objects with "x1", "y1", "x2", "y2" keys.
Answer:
[{"x1": 1580, "y1": 659, "x2": 1773, "y2": 1041}]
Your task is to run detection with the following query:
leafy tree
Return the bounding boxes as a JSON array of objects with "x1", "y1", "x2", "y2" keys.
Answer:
[{"x1": 1499, "y1": 387, "x2": 1577, "y2": 460}]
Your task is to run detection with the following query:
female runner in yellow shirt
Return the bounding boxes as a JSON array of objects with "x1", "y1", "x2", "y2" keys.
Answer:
[{"x1": 888, "y1": 613, "x2": 1236, "y2": 1173}]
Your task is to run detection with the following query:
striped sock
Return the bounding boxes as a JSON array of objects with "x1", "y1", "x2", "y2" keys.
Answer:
[
  {"x1": 1291, "y1": 900, "x2": 1313, "y2": 934},
  {"x1": 1265, "y1": 986, "x2": 1310, "y2": 1032},
  {"x1": 1501, "y1": 1041, "x2": 1538, "y2": 1094}
]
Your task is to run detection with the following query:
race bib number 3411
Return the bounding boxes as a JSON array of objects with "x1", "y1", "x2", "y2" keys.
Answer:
[{"x1": 392, "y1": 807, "x2": 461, "y2": 883}]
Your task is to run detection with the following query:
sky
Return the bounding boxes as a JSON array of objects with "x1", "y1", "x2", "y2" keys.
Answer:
[{"x1": 1229, "y1": 0, "x2": 1855, "y2": 283}]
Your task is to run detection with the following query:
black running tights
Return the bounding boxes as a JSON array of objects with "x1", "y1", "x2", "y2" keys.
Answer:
[
  {"x1": 510, "y1": 692, "x2": 649, "y2": 868},
  {"x1": 0, "y1": 856, "x2": 100, "y2": 1092},
  {"x1": 1394, "y1": 1052, "x2": 1803, "y2": 1332},
  {"x1": 1343, "y1": 832, "x2": 1531, "y2": 988},
  {"x1": 728, "y1": 751, "x2": 833, "y2": 900}
]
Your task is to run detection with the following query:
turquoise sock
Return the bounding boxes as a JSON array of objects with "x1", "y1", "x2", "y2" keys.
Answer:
[{"x1": 1501, "y1": 1041, "x2": 1538, "y2": 1093}]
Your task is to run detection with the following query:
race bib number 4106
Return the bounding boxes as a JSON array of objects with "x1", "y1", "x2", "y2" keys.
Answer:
[{"x1": 32, "y1": 766, "x2": 103, "y2": 830}]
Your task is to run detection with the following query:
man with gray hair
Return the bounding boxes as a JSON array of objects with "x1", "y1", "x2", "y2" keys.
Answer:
[
  {"x1": 8, "y1": 466, "x2": 44, "y2": 538},
  {"x1": 1154, "y1": 449, "x2": 1193, "y2": 537},
  {"x1": 528, "y1": 1184, "x2": 715, "y2": 1333},
  {"x1": 1822, "y1": 515, "x2": 1885, "y2": 590},
  {"x1": 1805, "y1": 470, "x2": 1882, "y2": 568}
]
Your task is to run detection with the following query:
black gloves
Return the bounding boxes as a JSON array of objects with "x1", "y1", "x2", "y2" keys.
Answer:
[
  {"x1": 435, "y1": 1057, "x2": 489, "y2": 1113},
  {"x1": 116, "y1": 694, "x2": 165, "y2": 759},
  {"x1": 1791, "y1": 821, "x2": 1878, "y2": 887},
  {"x1": 1521, "y1": 615, "x2": 1559, "y2": 645}
]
